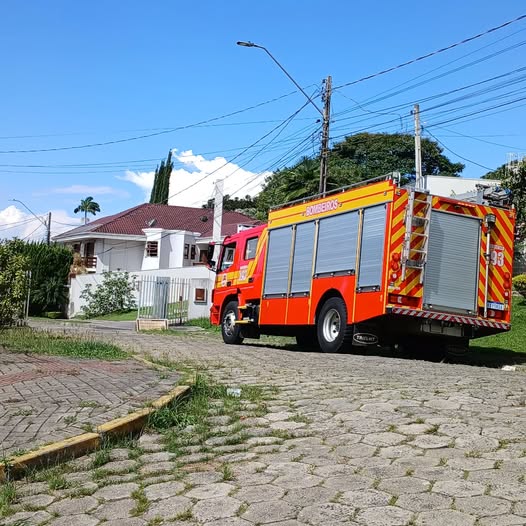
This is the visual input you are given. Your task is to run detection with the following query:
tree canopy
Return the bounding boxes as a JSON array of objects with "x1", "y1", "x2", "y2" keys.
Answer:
[
  {"x1": 483, "y1": 161, "x2": 526, "y2": 240},
  {"x1": 255, "y1": 132, "x2": 465, "y2": 217},
  {"x1": 74, "y1": 196, "x2": 100, "y2": 224},
  {"x1": 150, "y1": 150, "x2": 174, "y2": 204}
]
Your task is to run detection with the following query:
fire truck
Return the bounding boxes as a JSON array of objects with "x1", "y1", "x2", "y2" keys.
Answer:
[{"x1": 209, "y1": 174, "x2": 515, "y2": 354}]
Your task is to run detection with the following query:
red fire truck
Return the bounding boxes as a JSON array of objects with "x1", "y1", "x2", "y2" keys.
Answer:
[{"x1": 209, "y1": 175, "x2": 515, "y2": 354}]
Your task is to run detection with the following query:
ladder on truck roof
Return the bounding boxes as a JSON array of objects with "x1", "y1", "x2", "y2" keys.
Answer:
[{"x1": 402, "y1": 189, "x2": 432, "y2": 283}]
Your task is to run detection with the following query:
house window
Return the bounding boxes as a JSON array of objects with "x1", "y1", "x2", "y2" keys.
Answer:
[
  {"x1": 194, "y1": 288, "x2": 207, "y2": 303},
  {"x1": 184, "y1": 244, "x2": 190, "y2": 259},
  {"x1": 146, "y1": 241, "x2": 158, "y2": 257},
  {"x1": 72, "y1": 243, "x2": 81, "y2": 254},
  {"x1": 190, "y1": 245, "x2": 196, "y2": 260}
]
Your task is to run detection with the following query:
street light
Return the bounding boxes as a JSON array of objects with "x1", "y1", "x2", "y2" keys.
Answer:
[
  {"x1": 237, "y1": 41, "x2": 332, "y2": 194},
  {"x1": 10, "y1": 198, "x2": 51, "y2": 245}
]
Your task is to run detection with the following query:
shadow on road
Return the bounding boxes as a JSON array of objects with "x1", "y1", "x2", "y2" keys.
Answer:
[{"x1": 244, "y1": 340, "x2": 526, "y2": 369}]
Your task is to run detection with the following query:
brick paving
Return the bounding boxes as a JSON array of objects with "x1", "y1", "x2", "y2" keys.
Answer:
[
  {"x1": 0, "y1": 345, "x2": 180, "y2": 456},
  {"x1": 3, "y1": 320, "x2": 526, "y2": 525}
]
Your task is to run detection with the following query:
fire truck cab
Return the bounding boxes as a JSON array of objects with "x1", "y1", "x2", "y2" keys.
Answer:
[{"x1": 210, "y1": 175, "x2": 515, "y2": 354}]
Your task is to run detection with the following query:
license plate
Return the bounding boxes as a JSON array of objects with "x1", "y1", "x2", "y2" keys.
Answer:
[{"x1": 487, "y1": 301, "x2": 505, "y2": 311}]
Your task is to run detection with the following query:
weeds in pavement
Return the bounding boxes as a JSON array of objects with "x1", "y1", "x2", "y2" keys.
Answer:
[
  {"x1": 131, "y1": 486, "x2": 149, "y2": 515},
  {"x1": 0, "y1": 328, "x2": 128, "y2": 360},
  {"x1": 221, "y1": 464, "x2": 234, "y2": 481},
  {"x1": 0, "y1": 481, "x2": 16, "y2": 518},
  {"x1": 91, "y1": 447, "x2": 111, "y2": 468}
]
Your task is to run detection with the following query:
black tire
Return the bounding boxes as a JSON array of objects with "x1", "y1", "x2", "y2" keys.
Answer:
[
  {"x1": 295, "y1": 327, "x2": 319, "y2": 349},
  {"x1": 221, "y1": 300, "x2": 244, "y2": 345},
  {"x1": 316, "y1": 297, "x2": 349, "y2": 353}
]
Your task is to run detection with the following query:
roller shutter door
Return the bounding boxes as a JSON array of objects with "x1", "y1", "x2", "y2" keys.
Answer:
[{"x1": 423, "y1": 211, "x2": 480, "y2": 313}]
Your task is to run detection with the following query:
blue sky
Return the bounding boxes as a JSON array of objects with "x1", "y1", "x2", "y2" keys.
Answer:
[{"x1": 1, "y1": 1, "x2": 525, "y2": 240}]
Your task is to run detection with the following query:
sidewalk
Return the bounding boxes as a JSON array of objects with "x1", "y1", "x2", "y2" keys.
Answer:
[{"x1": 0, "y1": 345, "x2": 180, "y2": 457}]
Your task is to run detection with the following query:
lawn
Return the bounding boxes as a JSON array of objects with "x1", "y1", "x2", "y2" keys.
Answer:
[
  {"x1": 467, "y1": 297, "x2": 526, "y2": 367},
  {"x1": 0, "y1": 328, "x2": 128, "y2": 360},
  {"x1": 93, "y1": 310, "x2": 138, "y2": 321}
]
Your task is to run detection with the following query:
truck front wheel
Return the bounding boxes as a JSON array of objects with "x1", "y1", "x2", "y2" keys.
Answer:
[
  {"x1": 221, "y1": 300, "x2": 244, "y2": 345},
  {"x1": 317, "y1": 297, "x2": 349, "y2": 353}
]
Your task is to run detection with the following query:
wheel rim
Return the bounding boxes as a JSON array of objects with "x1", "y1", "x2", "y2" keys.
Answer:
[
  {"x1": 322, "y1": 308, "x2": 341, "y2": 342},
  {"x1": 223, "y1": 310, "x2": 236, "y2": 337}
]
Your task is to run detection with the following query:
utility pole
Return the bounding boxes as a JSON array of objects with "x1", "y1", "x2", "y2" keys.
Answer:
[
  {"x1": 46, "y1": 212, "x2": 52, "y2": 245},
  {"x1": 413, "y1": 103, "x2": 424, "y2": 190},
  {"x1": 212, "y1": 179, "x2": 224, "y2": 264},
  {"x1": 319, "y1": 75, "x2": 332, "y2": 195}
]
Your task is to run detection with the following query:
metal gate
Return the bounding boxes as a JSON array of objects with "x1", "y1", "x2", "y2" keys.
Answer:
[
  {"x1": 137, "y1": 276, "x2": 190, "y2": 325},
  {"x1": 424, "y1": 211, "x2": 481, "y2": 313}
]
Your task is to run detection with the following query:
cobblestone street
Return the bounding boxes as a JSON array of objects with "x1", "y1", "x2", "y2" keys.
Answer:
[{"x1": 3, "y1": 324, "x2": 526, "y2": 526}]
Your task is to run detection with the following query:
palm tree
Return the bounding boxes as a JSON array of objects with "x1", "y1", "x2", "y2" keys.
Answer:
[{"x1": 74, "y1": 196, "x2": 101, "y2": 224}]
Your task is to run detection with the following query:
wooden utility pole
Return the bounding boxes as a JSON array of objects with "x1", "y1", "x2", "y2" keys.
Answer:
[
  {"x1": 319, "y1": 75, "x2": 332, "y2": 195},
  {"x1": 413, "y1": 104, "x2": 424, "y2": 190}
]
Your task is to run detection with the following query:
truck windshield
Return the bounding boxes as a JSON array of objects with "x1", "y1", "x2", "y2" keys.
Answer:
[{"x1": 219, "y1": 243, "x2": 236, "y2": 271}]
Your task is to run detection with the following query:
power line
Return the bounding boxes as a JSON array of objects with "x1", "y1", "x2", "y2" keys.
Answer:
[
  {"x1": 333, "y1": 14, "x2": 526, "y2": 90},
  {"x1": 424, "y1": 128, "x2": 493, "y2": 171},
  {"x1": 162, "y1": 100, "x2": 314, "y2": 205},
  {"x1": 0, "y1": 91, "x2": 310, "y2": 154}
]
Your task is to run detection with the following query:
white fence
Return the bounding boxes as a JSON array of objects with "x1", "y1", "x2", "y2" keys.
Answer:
[{"x1": 68, "y1": 266, "x2": 215, "y2": 320}]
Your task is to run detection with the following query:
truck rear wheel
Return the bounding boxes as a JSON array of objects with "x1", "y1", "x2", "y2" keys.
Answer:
[
  {"x1": 317, "y1": 297, "x2": 349, "y2": 353},
  {"x1": 221, "y1": 300, "x2": 244, "y2": 345}
]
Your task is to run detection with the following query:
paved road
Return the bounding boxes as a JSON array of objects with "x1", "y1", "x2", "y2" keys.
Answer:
[{"x1": 4, "y1": 323, "x2": 526, "y2": 526}]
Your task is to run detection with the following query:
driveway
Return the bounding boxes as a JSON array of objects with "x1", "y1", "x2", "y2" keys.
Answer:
[{"x1": 5, "y1": 325, "x2": 526, "y2": 526}]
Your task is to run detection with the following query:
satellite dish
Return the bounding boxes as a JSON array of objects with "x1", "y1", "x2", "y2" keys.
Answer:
[{"x1": 147, "y1": 219, "x2": 157, "y2": 227}]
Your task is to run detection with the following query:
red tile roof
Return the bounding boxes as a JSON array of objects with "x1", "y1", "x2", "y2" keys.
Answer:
[{"x1": 54, "y1": 203, "x2": 260, "y2": 240}]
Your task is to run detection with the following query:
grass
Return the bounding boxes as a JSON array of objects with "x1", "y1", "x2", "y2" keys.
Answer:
[
  {"x1": 93, "y1": 310, "x2": 137, "y2": 321},
  {"x1": 184, "y1": 317, "x2": 220, "y2": 332},
  {"x1": 468, "y1": 298, "x2": 526, "y2": 366},
  {"x1": 0, "y1": 482, "x2": 16, "y2": 518},
  {"x1": 0, "y1": 328, "x2": 128, "y2": 360}
]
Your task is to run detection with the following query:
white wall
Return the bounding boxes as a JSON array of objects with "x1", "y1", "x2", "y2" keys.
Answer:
[
  {"x1": 96, "y1": 239, "x2": 144, "y2": 273},
  {"x1": 68, "y1": 266, "x2": 215, "y2": 321}
]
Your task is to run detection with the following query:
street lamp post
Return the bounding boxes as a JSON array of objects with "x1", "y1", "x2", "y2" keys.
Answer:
[
  {"x1": 237, "y1": 41, "x2": 332, "y2": 195},
  {"x1": 10, "y1": 199, "x2": 51, "y2": 245}
]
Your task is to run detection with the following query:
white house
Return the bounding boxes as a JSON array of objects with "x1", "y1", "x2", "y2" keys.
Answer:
[{"x1": 54, "y1": 203, "x2": 259, "y2": 318}]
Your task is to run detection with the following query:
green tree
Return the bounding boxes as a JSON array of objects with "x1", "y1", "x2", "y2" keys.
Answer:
[
  {"x1": 202, "y1": 194, "x2": 258, "y2": 218},
  {"x1": 74, "y1": 196, "x2": 101, "y2": 224},
  {"x1": 484, "y1": 161, "x2": 526, "y2": 241},
  {"x1": 0, "y1": 240, "x2": 30, "y2": 327},
  {"x1": 256, "y1": 133, "x2": 464, "y2": 216},
  {"x1": 150, "y1": 150, "x2": 174, "y2": 204}
]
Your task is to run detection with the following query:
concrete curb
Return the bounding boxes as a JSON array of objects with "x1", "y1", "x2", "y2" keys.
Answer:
[{"x1": 1, "y1": 383, "x2": 192, "y2": 482}]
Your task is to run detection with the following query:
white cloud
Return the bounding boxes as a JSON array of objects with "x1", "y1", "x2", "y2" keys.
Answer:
[
  {"x1": 0, "y1": 206, "x2": 81, "y2": 241},
  {"x1": 119, "y1": 170, "x2": 155, "y2": 200},
  {"x1": 121, "y1": 150, "x2": 269, "y2": 207},
  {"x1": 38, "y1": 185, "x2": 129, "y2": 198}
]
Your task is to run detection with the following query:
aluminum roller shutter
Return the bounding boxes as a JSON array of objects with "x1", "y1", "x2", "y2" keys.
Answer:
[
  {"x1": 315, "y1": 211, "x2": 359, "y2": 275},
  {"x1": 290, "y1": 221, "x2": 315, "y2": 294},
  {"x1": 263, "y1": 226, "x2": 293, "y2": 296},
  {"x1": 423, "y1": 211, "x2": 480, "y2": 313},
  {"x1": 358, "y1": 205, "x2": 387, "y2": 289}
]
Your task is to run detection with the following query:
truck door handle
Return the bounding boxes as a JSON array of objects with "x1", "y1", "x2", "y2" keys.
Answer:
[
  {"x1": 227, "y1": 281, "x2": 231, "y2": 287},
  {"x1": 248, "y1": 277, "x2": 253, "y2": 283}
]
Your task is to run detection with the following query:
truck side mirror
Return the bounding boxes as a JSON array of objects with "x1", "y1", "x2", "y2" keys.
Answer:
[{"x1": 206, "y1": 244, "x2": 217, "y2": 272}]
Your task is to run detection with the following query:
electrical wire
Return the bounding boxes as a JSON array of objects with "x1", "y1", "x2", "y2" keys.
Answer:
[
  {"x1": 424, "y1": 128, "x2": 493, "y2": 171},
  {"x1": 0, "y1": 90, "x2": 311, "y2": 154},
  {"x1": 333, "y1": 14, "x2": 526, "y2": 90}
]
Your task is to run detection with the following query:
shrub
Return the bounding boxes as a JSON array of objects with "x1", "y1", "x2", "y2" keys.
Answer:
[
  {"x1": 0, "y1": 240, "x2": 30, "y2": 327},
  {"x1": 512, "y1": 274, "x2": 526, "y2": 299},
  {"x1": 45, "y1": 311, "x2": 63, "y2": 319},
  {"x1": 80, "y1": 271, "x2": 136, "y2": 318}
]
